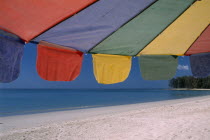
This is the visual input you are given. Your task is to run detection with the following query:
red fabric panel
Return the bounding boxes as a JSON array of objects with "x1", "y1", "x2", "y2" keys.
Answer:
[
  {"x1": 0, "y1": 0, "x2": 96, "y2": 41},
  {"x1": 37, "y1": 42, "x2": 83, "y2": 81},
  {"x1": 185, "y1": 25, "x2": 210, "y2": 56}
]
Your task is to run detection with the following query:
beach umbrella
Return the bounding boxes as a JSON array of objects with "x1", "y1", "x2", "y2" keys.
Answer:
[
  {"x1": 0, "y1": 0, "x2": 209, "y2": 84},
  {"x1": 0, "y1": 0, "x2": 96, "y2": 83},
  {"x1": 33, "y1": 0, "x2": 156, "y2": 82},
  {"x1": 138, "y1": 0, "x2": 210, "y2": 79},
  {"x1": 89, "y1": 0, "x2": 196, "y2": 82}
]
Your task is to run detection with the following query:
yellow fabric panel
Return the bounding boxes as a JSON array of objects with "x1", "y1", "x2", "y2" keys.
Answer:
[
  {"x1": 138, "y1": 0, "x2": 210, "y2": 56},
  {"x1": 92, "y1": 54, "x2": 131, "y2": 84}
]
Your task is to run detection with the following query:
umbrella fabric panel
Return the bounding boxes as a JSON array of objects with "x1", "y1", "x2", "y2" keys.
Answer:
[
  {"x1": 92, "y1": 54, "x2": 131, "y2": 84},
  {"x1": 185, "y1": 25, "x2": 210, "y2": 56},
  {"x1": 0, "y1": 30, "x2": 22, "y2": 42},
  {"x1": 190, "y1": 53, "x2": 210, "y2": 78},
  {"x1": 139, "y1": 0, "x2": 210, "y2": 56},
  {"x1": 139, "y1": 55, "x2": 178, "y2": 80},
  {"x1": 90, "y1": 0, "x2": 195, "y2": 56},
  {"x1": 33, "y1": 0, "x2": 155, "y2": 52},
  {"x1": 0, "y1": 0, "x2": 96, "y2": 41},
  {"x1": 0, "y1": 31, "x2": 24, "y2": 83},
  {"x1": 37, "y1": 41, "x2": 83, "y2": 81}
]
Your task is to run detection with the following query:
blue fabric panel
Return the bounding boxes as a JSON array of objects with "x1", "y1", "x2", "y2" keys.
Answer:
[
  {"x1": 33, "y1": 0, "x2": 155, "y2": 52},
  {"x1": 190, "y1": 53, "x2": 210, "y2": 78},
  {"x1": 0, "y1": 30, "x2": 24, "y2": 83}
]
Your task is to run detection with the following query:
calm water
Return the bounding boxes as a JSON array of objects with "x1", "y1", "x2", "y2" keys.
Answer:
[{"x1": 0, "y1": 89, "x2": 210, "y2": 116}]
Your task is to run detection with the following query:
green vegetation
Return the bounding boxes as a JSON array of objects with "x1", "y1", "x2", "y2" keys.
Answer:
[{"x1": 169, "y1": 76, "x2": 210, "y2": 89}]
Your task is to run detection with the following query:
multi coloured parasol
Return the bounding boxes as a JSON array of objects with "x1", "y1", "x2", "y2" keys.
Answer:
[{"x1": 0, "y1": 0, "x2": 209, "y2": 84}]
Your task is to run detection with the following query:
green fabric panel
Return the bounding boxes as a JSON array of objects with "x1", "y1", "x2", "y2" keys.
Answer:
[
  {"x1": 139, "y1": 55, "x2": 178, "y2": 80},
  {"x1": 90, "y1": 0, "x2": 195, "y2": 56}
]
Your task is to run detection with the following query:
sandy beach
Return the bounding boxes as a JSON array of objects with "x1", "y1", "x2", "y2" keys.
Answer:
[{"x1": 1, "y1": 96, "x2": 210, "y2": 140}]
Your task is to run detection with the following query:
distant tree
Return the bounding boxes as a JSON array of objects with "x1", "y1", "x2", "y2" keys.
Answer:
[{"x1": 169, "y1": 76, "x2": 210, "y2": 89}]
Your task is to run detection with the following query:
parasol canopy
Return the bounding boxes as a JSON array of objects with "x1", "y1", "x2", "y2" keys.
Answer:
[{"x1": 0, "y1": 0, "x2": 209, "y2": 84}]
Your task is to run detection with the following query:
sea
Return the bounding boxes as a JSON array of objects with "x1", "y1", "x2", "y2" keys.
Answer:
[{"x1": 0, "y1": 89, "x2": 210, "y2": 117}]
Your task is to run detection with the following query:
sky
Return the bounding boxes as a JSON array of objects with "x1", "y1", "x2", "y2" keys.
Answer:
[{"x1": 0, "y1": 43, "x2": 192, "y2": 89}]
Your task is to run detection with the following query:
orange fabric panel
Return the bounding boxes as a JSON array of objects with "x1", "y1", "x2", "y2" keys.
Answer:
[
  {"x1": 0, "y1": 0, "x2": 96, "y2": 41},
  {"x1": 185, "y1": 25, "x2": 210, "y2": 56},
  {"x1": 37, "y1": 42, "x2": 83, "y2": 81}
]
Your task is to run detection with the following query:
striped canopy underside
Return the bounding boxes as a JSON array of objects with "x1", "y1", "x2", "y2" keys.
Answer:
[
  {"x1": 33, "y1": 0, "x2": 155, "y2": 52},
  {"x1": 139, "y1": 0, "x2": 210, "y2": 56},
  {"x1": 1, "y1": 0, "x2": 210, "y2": 84},
  {"x1": 90, "y1": 0, "x2": 196, "y2": 56},
  {"x1": 185, "y1": 25, "x2": 210, "y2": 56},
  {"x1": 0, "y1": 0, "x2": 97, "y2": 41}
]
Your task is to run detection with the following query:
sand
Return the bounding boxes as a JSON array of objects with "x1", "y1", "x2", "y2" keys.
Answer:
[{"x1": 1, "y1": 96, "x2": 210, "y2": 140}]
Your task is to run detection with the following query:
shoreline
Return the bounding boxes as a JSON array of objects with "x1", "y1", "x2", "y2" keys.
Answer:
[
  {"x1": 1, "y1": 88, "x2": 210, "y2": 90},
  {"x1": 169, "y1": 88, "x2": 210, "y2": 90},
  {"x1": 1, "y1": 88, "x2": 210, "y2": 117},
  {"x1": 1, "y1": 95, "x2": 210, "y2": 139}
]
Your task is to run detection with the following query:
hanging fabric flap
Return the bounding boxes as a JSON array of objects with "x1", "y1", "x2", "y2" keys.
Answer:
[
  {"x1": 37, "y1": 41, "x2": 83, "y2": 81},
  {"x1": 90, "y1": 0, "x2": 196, "y2": 56},
  {"x1": 185, "y1": 25, "x2": 210, "y2": 56},
  {"x1": 92, "y1": 54, "x2": 131, "y2": 84},
  {"x1": 190, "y1": 53, "x2": 210, "y2": 78},
  {"x1": 139, "y1": 55, "x2": 178, "y2": 80},
  {"x1": 0, "y1": 0, "x2": 96, "y2": 41},
  {"x1": 33, "y1": 0, "x2": 155, "y2": 52},
  {"x1": 0, "y1": 30, "x2": 24, "y2": 83},
  {"x1": 139, "y1": 0, "x2": 210, "y2": 56}
]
